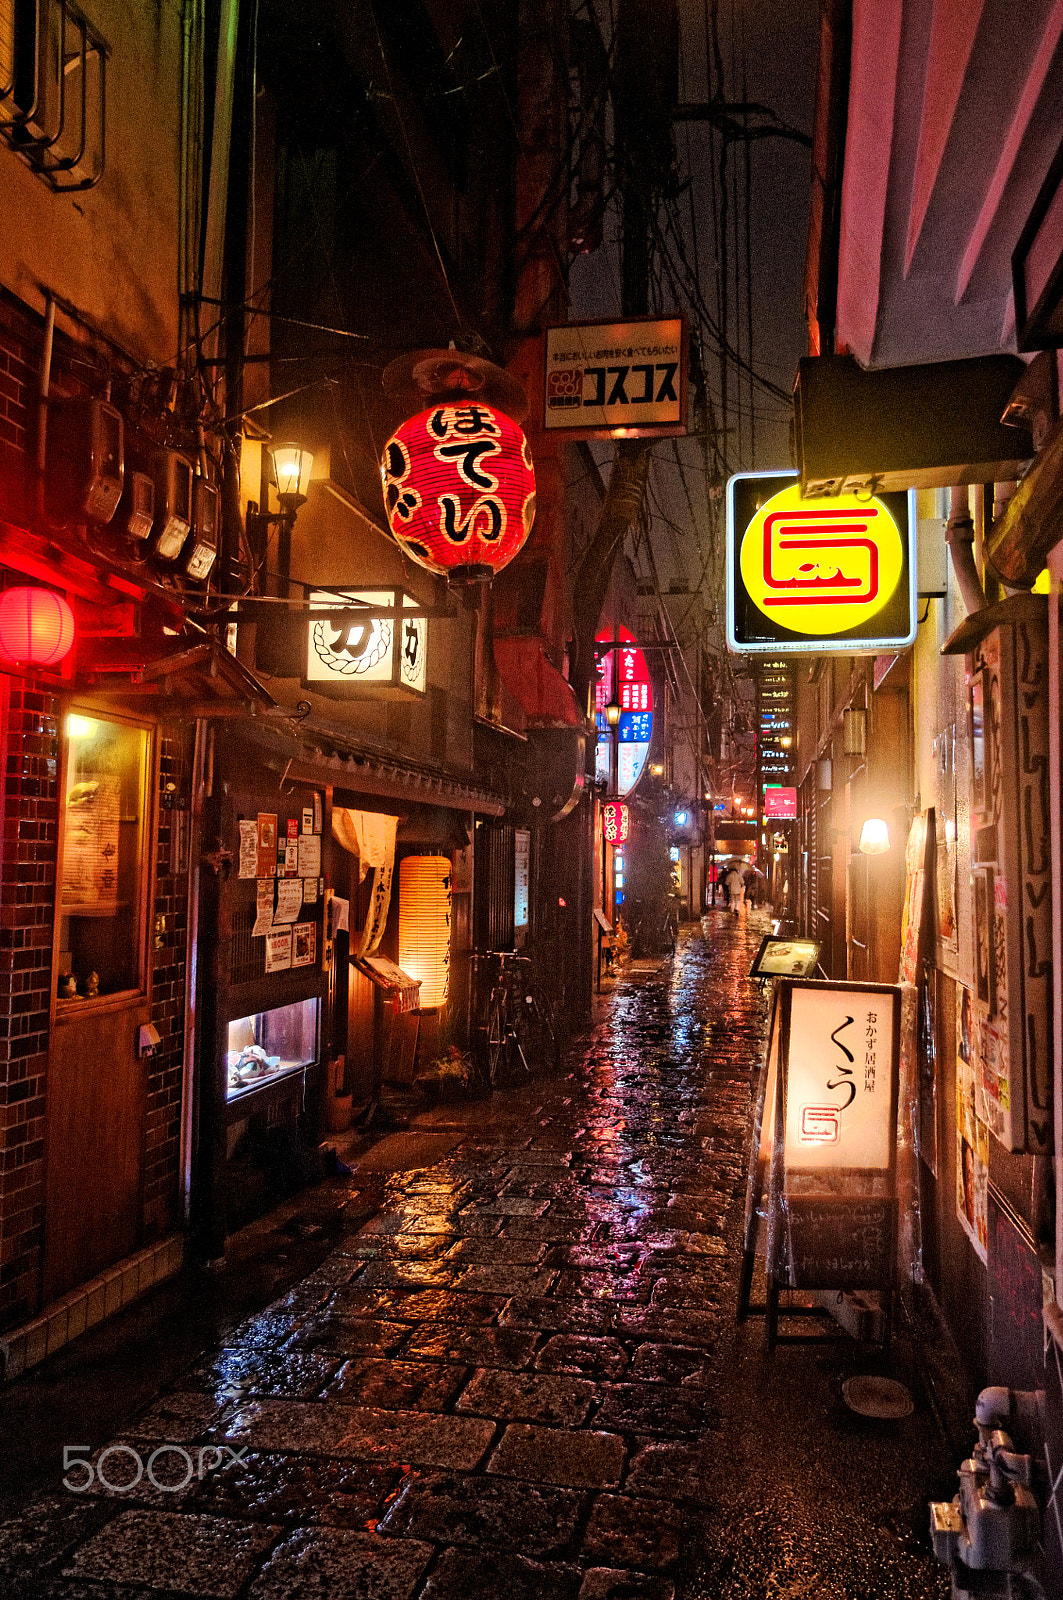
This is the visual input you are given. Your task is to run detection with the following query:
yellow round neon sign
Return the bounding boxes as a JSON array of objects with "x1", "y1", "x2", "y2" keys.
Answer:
[{"x1": 739, "y1": 483, "x2": 905, "y2": 637}]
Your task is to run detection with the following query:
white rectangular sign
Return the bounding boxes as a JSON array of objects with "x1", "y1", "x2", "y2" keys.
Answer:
[
  {"x1": 782, "y1": 983, "x2": 899, "y2": 1171},
  {"x1": 544, "y1": 318, "x2": 686, "y2": 437}
]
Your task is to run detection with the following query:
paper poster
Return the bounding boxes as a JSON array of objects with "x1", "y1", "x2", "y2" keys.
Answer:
[
  {"x1": 313, "y1": 791, "x2": 322, "y2": 833},
  {"x1": 292, "y1": 921, "x2": 316, "y2": 967},
  {"x1": 977, "y1": 1018, "x2": 1011, "y2": 1145},
  {"x1": 265, "y1": 927, "x2": 292, "y2": 972},
  {"x1": 252, "y1": 879, "x2": 274, "y2": 937},
  {"x1": 303, "y1": 876, "x2": 318, "y2": 903},
  {"x1": 899, "y1": 811, "x2": 932, "y2": 986},
  {"x1": 274, "y1": 878, "x2": 303, "y2": 923},
  {"x1": 957, "y1": 985, "x2": 988, "y2": 1264},
  {"x1": 302, "y1": 808, "x2": 314, "y2": 833},
  {"x1": 284, "y1": 840, "x2": 299, "y2": 877},
  {"x1": 286, "y1": 817, "x2": 299, "y2": 840},
  {"x1": 257, "y1": 814, "x2": 278, "y2": 877},
  {"x1": 238, "y1": 820, "x2": 258, "y2": 879},
  {"x1": 298, "y1": 833, "x2": 321, "y2": 879}
]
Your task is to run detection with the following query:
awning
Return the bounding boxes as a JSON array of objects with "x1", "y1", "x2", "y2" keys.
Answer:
[
  {"x1": 85, "y1": 632, "x2": 279, "y2": 718},
  {"x1": 493, "y1": 636, "x2": 583, "y2": 729},
  {"x1": 229, "y1": 719, "x2": 506, "y2": 817}
]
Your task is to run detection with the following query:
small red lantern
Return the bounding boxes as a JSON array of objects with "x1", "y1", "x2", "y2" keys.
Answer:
[
  {"x1": 0, "y1": 587, "x2": 76, "y2": 667},
  {"x1": 602, "y1": 801, "x2": 630, "y2": 844},
  {"x1": 382, "y1": 403, "x2": 536, "y2": 582}
]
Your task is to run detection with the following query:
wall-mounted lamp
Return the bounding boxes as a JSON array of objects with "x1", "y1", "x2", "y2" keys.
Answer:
[
  {"x1": 247, "y1": 441, "x2": 314, "y2": 587},
  {"x1": 270, "y1": 441, "x2": 314, "y2": 509},
  {"x1": 604, "y1": 692, "x2": 621, "y2": 729},
  {"x1": 858, "y1": 817, "x2": 891, "y2": 855}
]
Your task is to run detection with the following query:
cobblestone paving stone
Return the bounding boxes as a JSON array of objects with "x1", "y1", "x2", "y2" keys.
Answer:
[{"x1": 0, "y1": 913, "x2": 955, "y2": 1598}]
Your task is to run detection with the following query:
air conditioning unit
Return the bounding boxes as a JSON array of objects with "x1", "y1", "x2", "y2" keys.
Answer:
[
  {"x1": 185, "y1": 477, "x2": 219, "y2": 581},
  {"x1": 47, "y1": 397, "x2": 124, "y2": 524},
  {"x1": 152, "y1": 451, "x2": 193, "y2": 560}
]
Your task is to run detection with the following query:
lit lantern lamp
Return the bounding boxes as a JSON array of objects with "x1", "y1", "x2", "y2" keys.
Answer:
[
  {"x1": 0, "y1": 586, "x2": 76, "y2": 667},
  {"x1": 398, "y1": 855, "x2": 451, "y2": 1007},
  {"x1": 859, "y1": 817, "x2": 891, "y2": 855},
  {"x1": 382, "y1": 402, "x2": 536, "y2": 583}
]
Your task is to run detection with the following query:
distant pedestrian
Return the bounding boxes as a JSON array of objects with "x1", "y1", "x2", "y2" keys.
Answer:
[
  {"x1": 743, "y1": 866, "x2": 758, "y2": 908},
  {"x1": 724, "y1": 865, "x2": 744, "y2": 915}
]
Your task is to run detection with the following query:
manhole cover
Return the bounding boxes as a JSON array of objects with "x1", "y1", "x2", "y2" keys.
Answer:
[{"x1": 842, "y1": 1375, "x2": 914, "y2": 1419}]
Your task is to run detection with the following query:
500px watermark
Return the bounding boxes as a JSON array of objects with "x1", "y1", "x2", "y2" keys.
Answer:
[{"x1": 63, "y1": 1444, "x2": 248, "y2": 1494}]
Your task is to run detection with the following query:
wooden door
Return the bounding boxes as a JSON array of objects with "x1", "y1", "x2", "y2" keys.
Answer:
[{"x1": 43, "y1": 998, "x2": 150, "y2": 1302}]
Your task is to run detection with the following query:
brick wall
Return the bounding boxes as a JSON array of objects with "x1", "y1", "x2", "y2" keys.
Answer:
[{"x1": 0, "y1": 676, "x2": 60, "y2": 1330}]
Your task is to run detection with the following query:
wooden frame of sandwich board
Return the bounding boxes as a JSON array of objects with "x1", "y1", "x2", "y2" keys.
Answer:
[{"x1": 737, "y1": 976, "x2": 902, "y2": 1350}]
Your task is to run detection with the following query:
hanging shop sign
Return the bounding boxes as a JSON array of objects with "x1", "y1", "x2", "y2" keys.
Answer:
[
  {"x1": 764, "y1": 786, "x2": 797, "y2": 820},
  {"x1": 602, "y1": 801, "x2": 630, "y2": 843},
  {"x1": 306, "y1": 589, "x2": 427, "y2": 695},
  {"x1": 543, "y1": 317, "x2": 687, "y2": 438},
  {"x1": 726, "y1": 471, "x2": 916, "y2": 655},
  {"x1": 381, "y1": 403, "x2": 536, "y2": 582},
  {"x1": 595, "y1": 626, "x2": 653, "y2": 796}
]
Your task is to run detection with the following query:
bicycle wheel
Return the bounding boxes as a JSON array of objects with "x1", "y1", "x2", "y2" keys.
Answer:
[
  {"x1": 514, "y1": 987, "x2": 561, "y2": 1076},
  {"x1": 485, "y1": 984, "x2": 510, "y2": 1088}
]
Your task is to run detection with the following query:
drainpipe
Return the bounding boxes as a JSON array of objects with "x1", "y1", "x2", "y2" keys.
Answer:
[
  {"x1": 944, "y1": 486, "x2": 986, "y2": 616},
  {"x1": 36, "y1": 293, "x2": 55, "y2": 521}
]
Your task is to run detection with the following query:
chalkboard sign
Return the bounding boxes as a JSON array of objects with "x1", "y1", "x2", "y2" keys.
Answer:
[{"x1": 782, "y1": 1197, "x2": 898, "y2": 1291}]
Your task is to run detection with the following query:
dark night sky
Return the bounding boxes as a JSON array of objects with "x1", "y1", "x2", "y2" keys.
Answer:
[{"x1": 568, "y1": 0, "x2": 820, "y2": 589}]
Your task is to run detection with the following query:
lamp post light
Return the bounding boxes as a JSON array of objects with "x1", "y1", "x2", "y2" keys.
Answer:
[{"x1": 247, "y1": 440, "x2": 314, "y2": 594}]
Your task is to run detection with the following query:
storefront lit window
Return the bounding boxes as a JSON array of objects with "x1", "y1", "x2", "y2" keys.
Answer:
[{"x1": 57, "y1": 712, "x2": 150, "y2": 999}]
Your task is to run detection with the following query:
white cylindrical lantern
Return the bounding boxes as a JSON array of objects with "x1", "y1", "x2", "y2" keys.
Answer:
[{"x1": 398, "y1": 855, "x2": 451, "y2": 1007}]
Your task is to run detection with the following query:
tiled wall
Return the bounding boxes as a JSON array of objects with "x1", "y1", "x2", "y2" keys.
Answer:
[{"x1": 0, "y1": 679, "x2": 60, "y2": 1329}]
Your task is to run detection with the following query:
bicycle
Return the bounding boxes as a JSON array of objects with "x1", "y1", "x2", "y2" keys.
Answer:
[{"x1": 470, "y1": 951, "x2": 561, "y2": 1090}]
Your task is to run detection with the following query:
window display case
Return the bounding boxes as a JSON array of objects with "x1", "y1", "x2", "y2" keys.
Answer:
[{"x1": 226, "y1": 995, "x2": 320, "y2": 1104}]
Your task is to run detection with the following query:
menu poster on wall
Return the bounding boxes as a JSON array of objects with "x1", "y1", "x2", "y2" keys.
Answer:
[
  {"x1": 302, "y1": 808, "x2": 314, "y2": 833},
  {"x1": 238, "y1": 820, "x2": 258, "y2": 880},
  {"x1": 284, "y1": 840, "x2": 300, "y2": 877},
  {"x1": 265, "y1": 927, "x2": 292, "y2": 972},
  {"x1": 274, "y1": 879, "x2": 304, "y2": 923},
  {"x1": 252, "y1": 880, "x2": 274, "y2": 937},
  {"x1": 257, "y1": 814, "x2": 278, "y2": 877},
  {"x1": 298, "y1": 833, "x2": 321, "y2": 879},
  {"x1": 303, "y1": 876, "x2": 318, "y2": 904},
  {"x1": 292, "y1": 921, "x2": 316, "y2": 967}
]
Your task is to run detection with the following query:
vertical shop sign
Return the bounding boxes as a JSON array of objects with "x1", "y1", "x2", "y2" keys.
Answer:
[{"x1": 514, "y1": 829, "x2": 531, "y2": 942}]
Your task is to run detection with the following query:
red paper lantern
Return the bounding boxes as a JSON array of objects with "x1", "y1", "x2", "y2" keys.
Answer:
[
  {"x1": 0, "y1": 587, "x2": 76, "y2": 666},
  {"x1": 602, "y1": 801, "x2": 630, "y2": 844},
  {"x1": 382, "y1": 403, "x2": 536, "y2": 582}
]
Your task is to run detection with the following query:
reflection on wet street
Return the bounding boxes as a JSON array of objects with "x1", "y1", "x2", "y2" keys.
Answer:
[{"x1": 0, "y1": 911, "x2": 952, "y2": 1599}]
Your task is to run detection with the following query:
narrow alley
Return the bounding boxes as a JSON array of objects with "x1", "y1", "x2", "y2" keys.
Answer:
[{"x1": 0, "y1": 911, "x2": 959, "y2": 1599}]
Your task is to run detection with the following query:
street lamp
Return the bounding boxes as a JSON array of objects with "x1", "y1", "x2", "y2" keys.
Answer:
[
  {"x1": 247, "y1": 440, "x2": 314, "y2": 591},
  {"x1": 269, "y1": 441, "x2": 314, "y2": 509}
]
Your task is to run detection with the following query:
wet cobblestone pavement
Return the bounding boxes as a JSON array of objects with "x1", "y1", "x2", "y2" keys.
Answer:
[{"x1": 0, "y1": 911, "x2": 957, "y2": 1599}]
